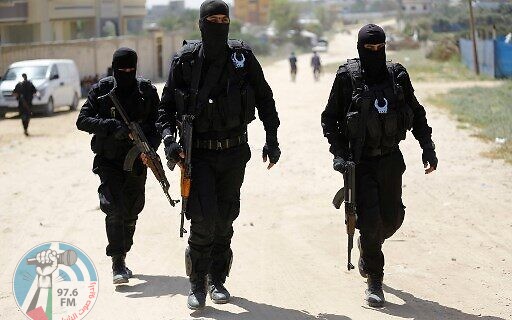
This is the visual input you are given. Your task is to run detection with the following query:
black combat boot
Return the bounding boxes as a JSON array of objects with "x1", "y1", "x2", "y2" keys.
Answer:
[
  {"x1": 207, "y1": 275, "x2": 230, "y2": 304},
  {"x1": 188, "y1": 276, "x2": 207, "y2": 310},
  {"x1": 365, "y1": 276, "x2": 385, "y2": 307},
  {"x1": 358, "y1": 237, "x2": 367, "y2": 278},
  {"x1": 185, "y1": 247, "x2": 210, "y2": 310},
  {"x1": 112, "y1": 254, "x2": 129, "y2": 284},
  {"x1": 208, "y1": 248, "x2": 232, "y2": 304},
  {"x1": 122, "y1": 254, "x2": 133, "y2": 278}
]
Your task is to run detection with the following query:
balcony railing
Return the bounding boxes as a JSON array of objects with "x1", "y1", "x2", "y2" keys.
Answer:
[{"x1": 0, "y1": 0, "x2": 28, "y2": 22}]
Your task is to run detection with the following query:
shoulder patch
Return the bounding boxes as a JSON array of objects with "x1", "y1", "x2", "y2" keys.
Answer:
[
  {"x1": 137, "y1": 78, "x2": 155, "y2": 92},
  {"x1": 97, "y1": 76, "x2": 115, "y2": 94},
  {"x1": 336, "y1": 64, "x2": 349, "y2": 75},
  {"x1": 228, "y1": 39, "x2": 252, "y2": 52},
  {"x1": 176, "y1": 40, "x2": 202, "y2": 61}
]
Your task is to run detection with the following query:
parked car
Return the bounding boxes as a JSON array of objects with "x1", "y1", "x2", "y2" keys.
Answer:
[
  {"x1": 0, "y1": 59, "x2": 81, "y2": 117},
  {"x1": 312, "y1": 39, "x2": 329, "y2": 53}
]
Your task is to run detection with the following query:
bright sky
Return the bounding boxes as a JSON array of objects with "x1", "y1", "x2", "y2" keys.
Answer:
[{"x1": 146, "y1": 0, "x2": 233, "y2": 9}]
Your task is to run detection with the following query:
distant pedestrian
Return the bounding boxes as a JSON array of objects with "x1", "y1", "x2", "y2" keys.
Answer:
[
  {"x1": 13, "y1": 73, "x2": 37, "y2": 136},
  {"x1": 289, "y1": 52, "x2": 298, "y2": 82},
  {"x1": 311, "y1": 51, "x2": 322, "y2": 81}
]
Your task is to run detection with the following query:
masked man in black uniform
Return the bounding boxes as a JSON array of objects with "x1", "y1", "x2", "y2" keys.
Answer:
[
  {"x1": 76, "y1": 48, "x2": 161, "y2": 284},
  {"x1": 13, "y1": 73, "x2": 37, "y2": 136},
  {"x1": 321, "y1": 24, "x2": 438, "y2": 307},
  {"x1": 157, "y1": 0, "x2": 281, "y2": 310}
]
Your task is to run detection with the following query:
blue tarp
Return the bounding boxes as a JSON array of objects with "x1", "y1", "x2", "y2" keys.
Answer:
[{"x1": 495, "y1": 36, "x2": 512, "y2": 78}]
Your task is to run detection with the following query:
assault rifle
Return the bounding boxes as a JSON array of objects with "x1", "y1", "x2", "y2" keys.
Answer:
[
  {"x1": 176, "y1": 114, "x2": 194, "y2": 238},
  {"x1": 103, "y1": 86, "x2": 180, "y2": 218},
  {"x1": 332, "y1": 162, "x2": 356, "y2": 271}
]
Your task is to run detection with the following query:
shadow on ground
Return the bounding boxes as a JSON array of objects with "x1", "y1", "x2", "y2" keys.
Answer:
[
  {"x1": 192, "y1": 297, "x2": 352, "y2": 320},
  {"x1": 115, "y1": 275, "x2": 351, "y2": 320},
  {"x1": 376, "y1": 284, "x2": 506, "y2": 320},
  {"x1": 1, "y1": 108, "x2": 75, "y2": 120},
  {"x1": 115, "y1": 274, "x2": 189, "y2": 298}
]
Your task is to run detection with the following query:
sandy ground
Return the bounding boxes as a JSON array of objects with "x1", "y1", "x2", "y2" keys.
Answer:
[{"x1": 1, "y1": 26, "x2": 511, "y2": 320}]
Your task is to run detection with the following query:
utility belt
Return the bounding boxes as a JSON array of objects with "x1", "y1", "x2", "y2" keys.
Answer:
[
  {"x1": 361, "y1": 145, "x2": 399, "y2": 158},
  {"x1": 193, "y1": 133, "x2": 248, "y2": 150}
]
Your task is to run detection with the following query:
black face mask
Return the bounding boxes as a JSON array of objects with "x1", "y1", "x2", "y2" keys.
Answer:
[
  {"x1": 200, "y1": 19, "x2": 229, "y2": 61},
  {"x1": 113, "y1": 69, "x2": 137, "y2": 92},
  {"x1": 357, "y1": 24, "x2": 387, "y2": 84},
  {"x1": 111, "y1": 47, "x2": 138, "y2": 92}
]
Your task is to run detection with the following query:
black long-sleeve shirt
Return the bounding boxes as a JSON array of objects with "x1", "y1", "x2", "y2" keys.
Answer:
[
  {"x1": 321, "y1": 62, "x2": 433, "y2": 158},
  {"x1": 157, "y1": 43, "x2": 280, "y2": 144},
  {"x1": 13, "y1": 80, "x2": 37, "y2": 103}
]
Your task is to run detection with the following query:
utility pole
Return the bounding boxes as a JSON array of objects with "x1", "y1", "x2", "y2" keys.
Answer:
[{"x1": 468, "y1": 0, "x2": 479, "y2": 75}]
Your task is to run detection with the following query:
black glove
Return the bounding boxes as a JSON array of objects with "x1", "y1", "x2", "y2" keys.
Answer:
[
  {"x1": 164, "y1": 138, "x2": 183, "y2": 167},
  {"x1": 112, "y1": 120, "x2": 130, "y2": 140},
  {"x1": 262, "y1": 144, "x2": 281, "y2": 164},
  {"x1": 333, "y1": 156, "x2": 354, "y2": 174},
  {"x1": 422, "y1": 148, "x2": 438, "y2": 170}
]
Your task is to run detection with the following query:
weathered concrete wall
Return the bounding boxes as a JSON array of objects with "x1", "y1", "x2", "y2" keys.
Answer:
[
  {"x1": 161, "y1": 32, "x2": 184, "y2": 80},
  {"x1": 0, "y1": 32, "x2": 184, "y2": 81}
]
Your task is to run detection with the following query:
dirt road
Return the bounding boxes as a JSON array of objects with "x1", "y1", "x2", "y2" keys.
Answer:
[{"x1": 1, "y1": 29, "x2": 511, "y2": 320}]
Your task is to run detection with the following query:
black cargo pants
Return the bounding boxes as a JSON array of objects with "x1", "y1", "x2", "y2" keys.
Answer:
[
  {"x1": 185, "y1": 143, "x2": 251, "y2": 283},
  {"x1": 94, "y1": 158, "x2": 147, "y2": 257},
  {"x1": 356, "y1": 150, "x2": 406, "y2": 278}
]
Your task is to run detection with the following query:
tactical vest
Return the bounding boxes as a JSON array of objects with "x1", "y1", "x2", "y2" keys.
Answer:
[
  {"x1": 174, "y1": 39, "x2": 256, "y2": 133},
  {"x1": 91, "y1": 76, "x2": 154, "y2": 160},
  {"x1": 344, "y1": 59, "x2": 413, "y2": 154}
]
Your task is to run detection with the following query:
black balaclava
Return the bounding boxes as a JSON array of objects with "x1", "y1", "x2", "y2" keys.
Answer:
[
  {"x1": 112, "y1": 47, "x2": 138, "y2": 92},
  {"x1": 357, "y1": 24, "x2": 387, "y2": 84},
  {"x1": 199, "y1": 0, "x2": 230, "y2": 61}
]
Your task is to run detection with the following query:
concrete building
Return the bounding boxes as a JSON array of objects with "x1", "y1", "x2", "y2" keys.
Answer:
[
  {"x1": 145, "y1": 0, "x2": 185, "y2": 25},
  {"x1": 0, "y1": 0, "x2": 146, "y2": 44},
  {"x1": 401, "y1": 0, "x2": 433, "y2": 15},
  {"x1": 234, "y1": 0, "x2": 270, "y2": 25}
]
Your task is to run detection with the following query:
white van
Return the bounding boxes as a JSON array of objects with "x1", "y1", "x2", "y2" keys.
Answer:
[{"x1": 0, "y1": 59, "x2": 81, "y2": 117}]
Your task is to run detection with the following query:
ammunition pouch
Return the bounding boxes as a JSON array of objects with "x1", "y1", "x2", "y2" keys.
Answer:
[
  {"x1": 188, "y1": 87, "x2": 256, "y2": 133},
  {"x1": 365, "y1": 112, "x2": 382, "y2": 148},
  {"x1": 174, "y1": 88, "x2": 189, "y2": 115},
  {"x1": 91, "y1": 134, "x2": 132, "y2": 160},
  {"x1": 345, "y1": 111, "x2": 361, "y2": 139}
]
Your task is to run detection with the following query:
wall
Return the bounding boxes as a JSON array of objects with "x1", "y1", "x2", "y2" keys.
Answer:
[
  {"x1": 0, "y1": 32, "x2": 184, "y2": 81},
  {"x1": 459, "y1": 38, "x2": 495, "y2": 77}
]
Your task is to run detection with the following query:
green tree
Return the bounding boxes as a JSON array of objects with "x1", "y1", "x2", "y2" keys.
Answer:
[
  {"x1": 159, "y1": 9, "x2": 198, "y2": 32},
  {"x1": 270, "y1": 0, "x2": 300, "y2": 35},
  {"x1": 314, "y1": 6, "x2": 333, "y2": 32}
]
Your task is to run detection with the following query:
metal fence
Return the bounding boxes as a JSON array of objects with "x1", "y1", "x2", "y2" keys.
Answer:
[{"x1": 460, "y1": 37, "x2": 512, "y2": 78}]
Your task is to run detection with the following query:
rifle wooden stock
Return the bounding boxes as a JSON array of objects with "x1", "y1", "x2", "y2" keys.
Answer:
[{"x1": 181, "y1": 169, "x2": 191, "y2": 198}]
